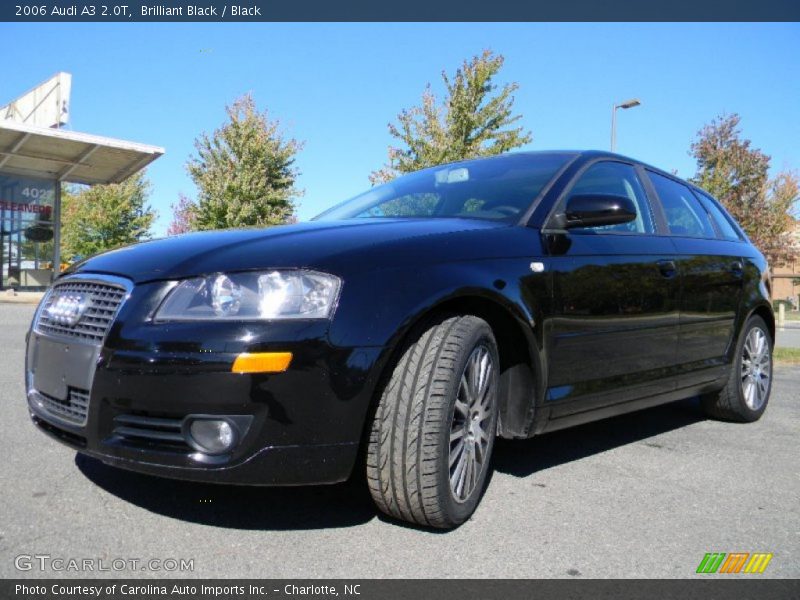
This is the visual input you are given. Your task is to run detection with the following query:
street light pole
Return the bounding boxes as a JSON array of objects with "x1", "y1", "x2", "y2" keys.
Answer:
[{"x1": 610, "y1": 98, "x2": 641, "y2": 152}]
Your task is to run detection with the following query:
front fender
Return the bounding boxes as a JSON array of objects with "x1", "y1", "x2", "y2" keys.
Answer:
[
  {"x1": 329, "y1": 258, "x2": 551, "y2": 439},
  {"x1": 328, "y1": 258, "x2": 543, "y2": 350}
]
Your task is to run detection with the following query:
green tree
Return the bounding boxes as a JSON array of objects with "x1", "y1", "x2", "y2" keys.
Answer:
[
  {"x1": 188, "y1": 94, "x2": 303, "y2": 230},
  {"x1": 371, "y1": 49, "x2": 532, "y2": 184},
  {"x1": 691, "y1": 114, "x2": 799, "y2": 267},
  {"x1": 61, "y1": 171, "x2": 156, "y2": 261}
]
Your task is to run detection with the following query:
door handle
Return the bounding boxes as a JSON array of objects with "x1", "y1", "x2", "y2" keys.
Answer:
[{"x1": 657, "y1": 259, "x2": 677, "y2": 278}]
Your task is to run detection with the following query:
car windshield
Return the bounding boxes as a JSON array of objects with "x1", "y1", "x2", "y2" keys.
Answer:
[{"x1": 314, "y1": 153, "x2": 574, "y2": 222}]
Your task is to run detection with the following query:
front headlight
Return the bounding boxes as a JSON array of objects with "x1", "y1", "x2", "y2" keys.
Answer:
[{"x1": 155, "y1": 270, "x2": 341, "y2": 321}]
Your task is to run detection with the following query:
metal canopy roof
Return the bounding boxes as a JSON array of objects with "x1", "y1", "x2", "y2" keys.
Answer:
[{"x1": 0, "y1": 120, "x2": 164, "y2": 185}]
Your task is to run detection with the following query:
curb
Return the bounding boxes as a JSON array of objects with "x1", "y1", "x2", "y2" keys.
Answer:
[{"x1": 0, "y1": 293, "x2": 44, "y2": 305}]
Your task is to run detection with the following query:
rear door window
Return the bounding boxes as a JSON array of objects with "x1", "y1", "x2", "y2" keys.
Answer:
[
  {"x1": 692, "y1": 189, "x2": 742, "y2": 241},
  {"x1": 647, "y1": 171, "x2": 716, "y2": 238}
]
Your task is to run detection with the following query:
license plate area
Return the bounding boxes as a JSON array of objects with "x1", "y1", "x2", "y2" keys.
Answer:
[{"x1": 27, "y1": 334, "x2": 99, "y2": 403}]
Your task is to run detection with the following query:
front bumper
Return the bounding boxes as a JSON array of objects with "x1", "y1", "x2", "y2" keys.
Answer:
[{"x1": 25, "y1": 275, "x2": 384, "y2": 485}]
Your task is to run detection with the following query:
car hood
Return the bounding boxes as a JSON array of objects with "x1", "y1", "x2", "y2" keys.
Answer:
[{"x1": 65, "y1": 218, "x2": 518, "y2": 283}]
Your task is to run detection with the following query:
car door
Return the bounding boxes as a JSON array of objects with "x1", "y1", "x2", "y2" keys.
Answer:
[
  {"x1": 645, "y1": 171, "x2": 745, "y2": 387},
  {"x1": 543, "y1": 160, "x2": 680, "y2": 418}
]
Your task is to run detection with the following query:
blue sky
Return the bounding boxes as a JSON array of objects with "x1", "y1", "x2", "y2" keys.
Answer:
[{"x1": 2, "y1": 23, "x2": 798, "y2": 235}]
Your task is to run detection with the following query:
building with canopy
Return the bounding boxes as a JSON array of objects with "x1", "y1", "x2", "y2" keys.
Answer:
[{"x1": 0, "y1": 73, "x2": 163, "y2": 289}]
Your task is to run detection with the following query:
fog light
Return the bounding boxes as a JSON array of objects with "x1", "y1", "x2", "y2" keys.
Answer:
[{"x1": 187, "y1": 419, "x2": 237, "y2": 455}]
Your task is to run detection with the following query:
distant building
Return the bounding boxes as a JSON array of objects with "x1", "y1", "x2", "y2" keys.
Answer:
[
  {"x1": 772, "y1": 220, "x2": 800, "y2": 310},
  {"x1": 0, "y1": 73, "x2": 163, "y2": 290}
]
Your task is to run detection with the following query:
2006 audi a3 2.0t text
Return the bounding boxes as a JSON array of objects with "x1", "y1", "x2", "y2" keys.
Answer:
[{"x1": 25, "y1": 151, "x2": 774, "y2": 528}]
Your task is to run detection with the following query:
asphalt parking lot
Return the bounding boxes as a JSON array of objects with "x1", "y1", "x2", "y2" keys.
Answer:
[{"x1": 1, "y1": 303, "x2": 797, "y2": 579}]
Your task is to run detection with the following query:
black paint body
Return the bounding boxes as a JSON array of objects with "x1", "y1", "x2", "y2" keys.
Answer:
[{"x1": 25, "y1": 151, "x2": 773, "y2": 485}]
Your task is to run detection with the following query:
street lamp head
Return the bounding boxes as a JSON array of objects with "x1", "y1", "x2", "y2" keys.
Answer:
[
  {"x1": 617, "y1": 98, "x2": 641, "y2": 110},
  {"x1": 610, "y1": 98, "x2": 642, "y2": 152}
]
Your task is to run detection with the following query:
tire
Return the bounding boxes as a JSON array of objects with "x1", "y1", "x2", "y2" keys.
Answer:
[
  {"x1": 701, "y1": 315, "x2": 773, "y2": 423},
  {"x1": 366, "y1": 315, "x2": 499, "y2": 529}
]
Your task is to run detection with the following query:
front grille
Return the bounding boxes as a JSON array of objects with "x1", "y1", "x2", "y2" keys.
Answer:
[
  {"x1": 112, "y1": 414, "x2": 190, "y2": 450},
  {"x1": 35, "y1": 279, "x2": 128, "y2": 344},
  {"x1": 30, "y1": 388, "x2": 90, "y2": 426}
]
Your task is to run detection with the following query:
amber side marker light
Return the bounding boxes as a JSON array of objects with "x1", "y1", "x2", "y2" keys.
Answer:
[{"x1": 232, "y1": 352, "x2": 293, "y2": 374}]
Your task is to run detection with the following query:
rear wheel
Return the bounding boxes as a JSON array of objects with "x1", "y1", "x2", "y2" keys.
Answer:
[
  {"x1": 366, "y1": 315, "x2": 499, "y2": 529},
  {"x1": 701, "y1": 315, "x2": 773, "y2": 422}
]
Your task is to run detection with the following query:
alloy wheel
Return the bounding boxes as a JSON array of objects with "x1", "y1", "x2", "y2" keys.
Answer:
[
  {"x1": 741, "y1": 326, "x2": 771, "y2": 411},
  {"x1": 449, "y1": 344, "x2": 496, "y2": 503}
]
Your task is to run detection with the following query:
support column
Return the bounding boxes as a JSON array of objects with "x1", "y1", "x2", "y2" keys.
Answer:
[{"x1": 52, "y1": 179, "x2": 61, "y2": 282}]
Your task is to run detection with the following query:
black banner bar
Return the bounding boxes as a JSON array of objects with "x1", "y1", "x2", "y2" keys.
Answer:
[
  {"x1": 2, "y1": 0, "x2": 800, "y2": 22},
  {"x1": 3, "y1": 579, "x2": 800, "y2": 600}
]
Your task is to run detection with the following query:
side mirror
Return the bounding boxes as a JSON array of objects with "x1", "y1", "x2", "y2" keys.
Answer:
[{"x1": 563, "y1": 194, "x2": 637, "y2": 229}]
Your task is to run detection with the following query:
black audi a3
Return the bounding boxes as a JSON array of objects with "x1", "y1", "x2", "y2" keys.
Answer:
[{"x1": 26, "y1": 150, "x2": 774, "y2": 528}]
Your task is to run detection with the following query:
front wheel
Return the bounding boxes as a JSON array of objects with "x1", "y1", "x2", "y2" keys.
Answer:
[
  {"x1": 701, "y1": 315, "x2": 773, "y2": 422},
  {"x1": 366, "y1": 315, "x2": 499, "y2": 529}
]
